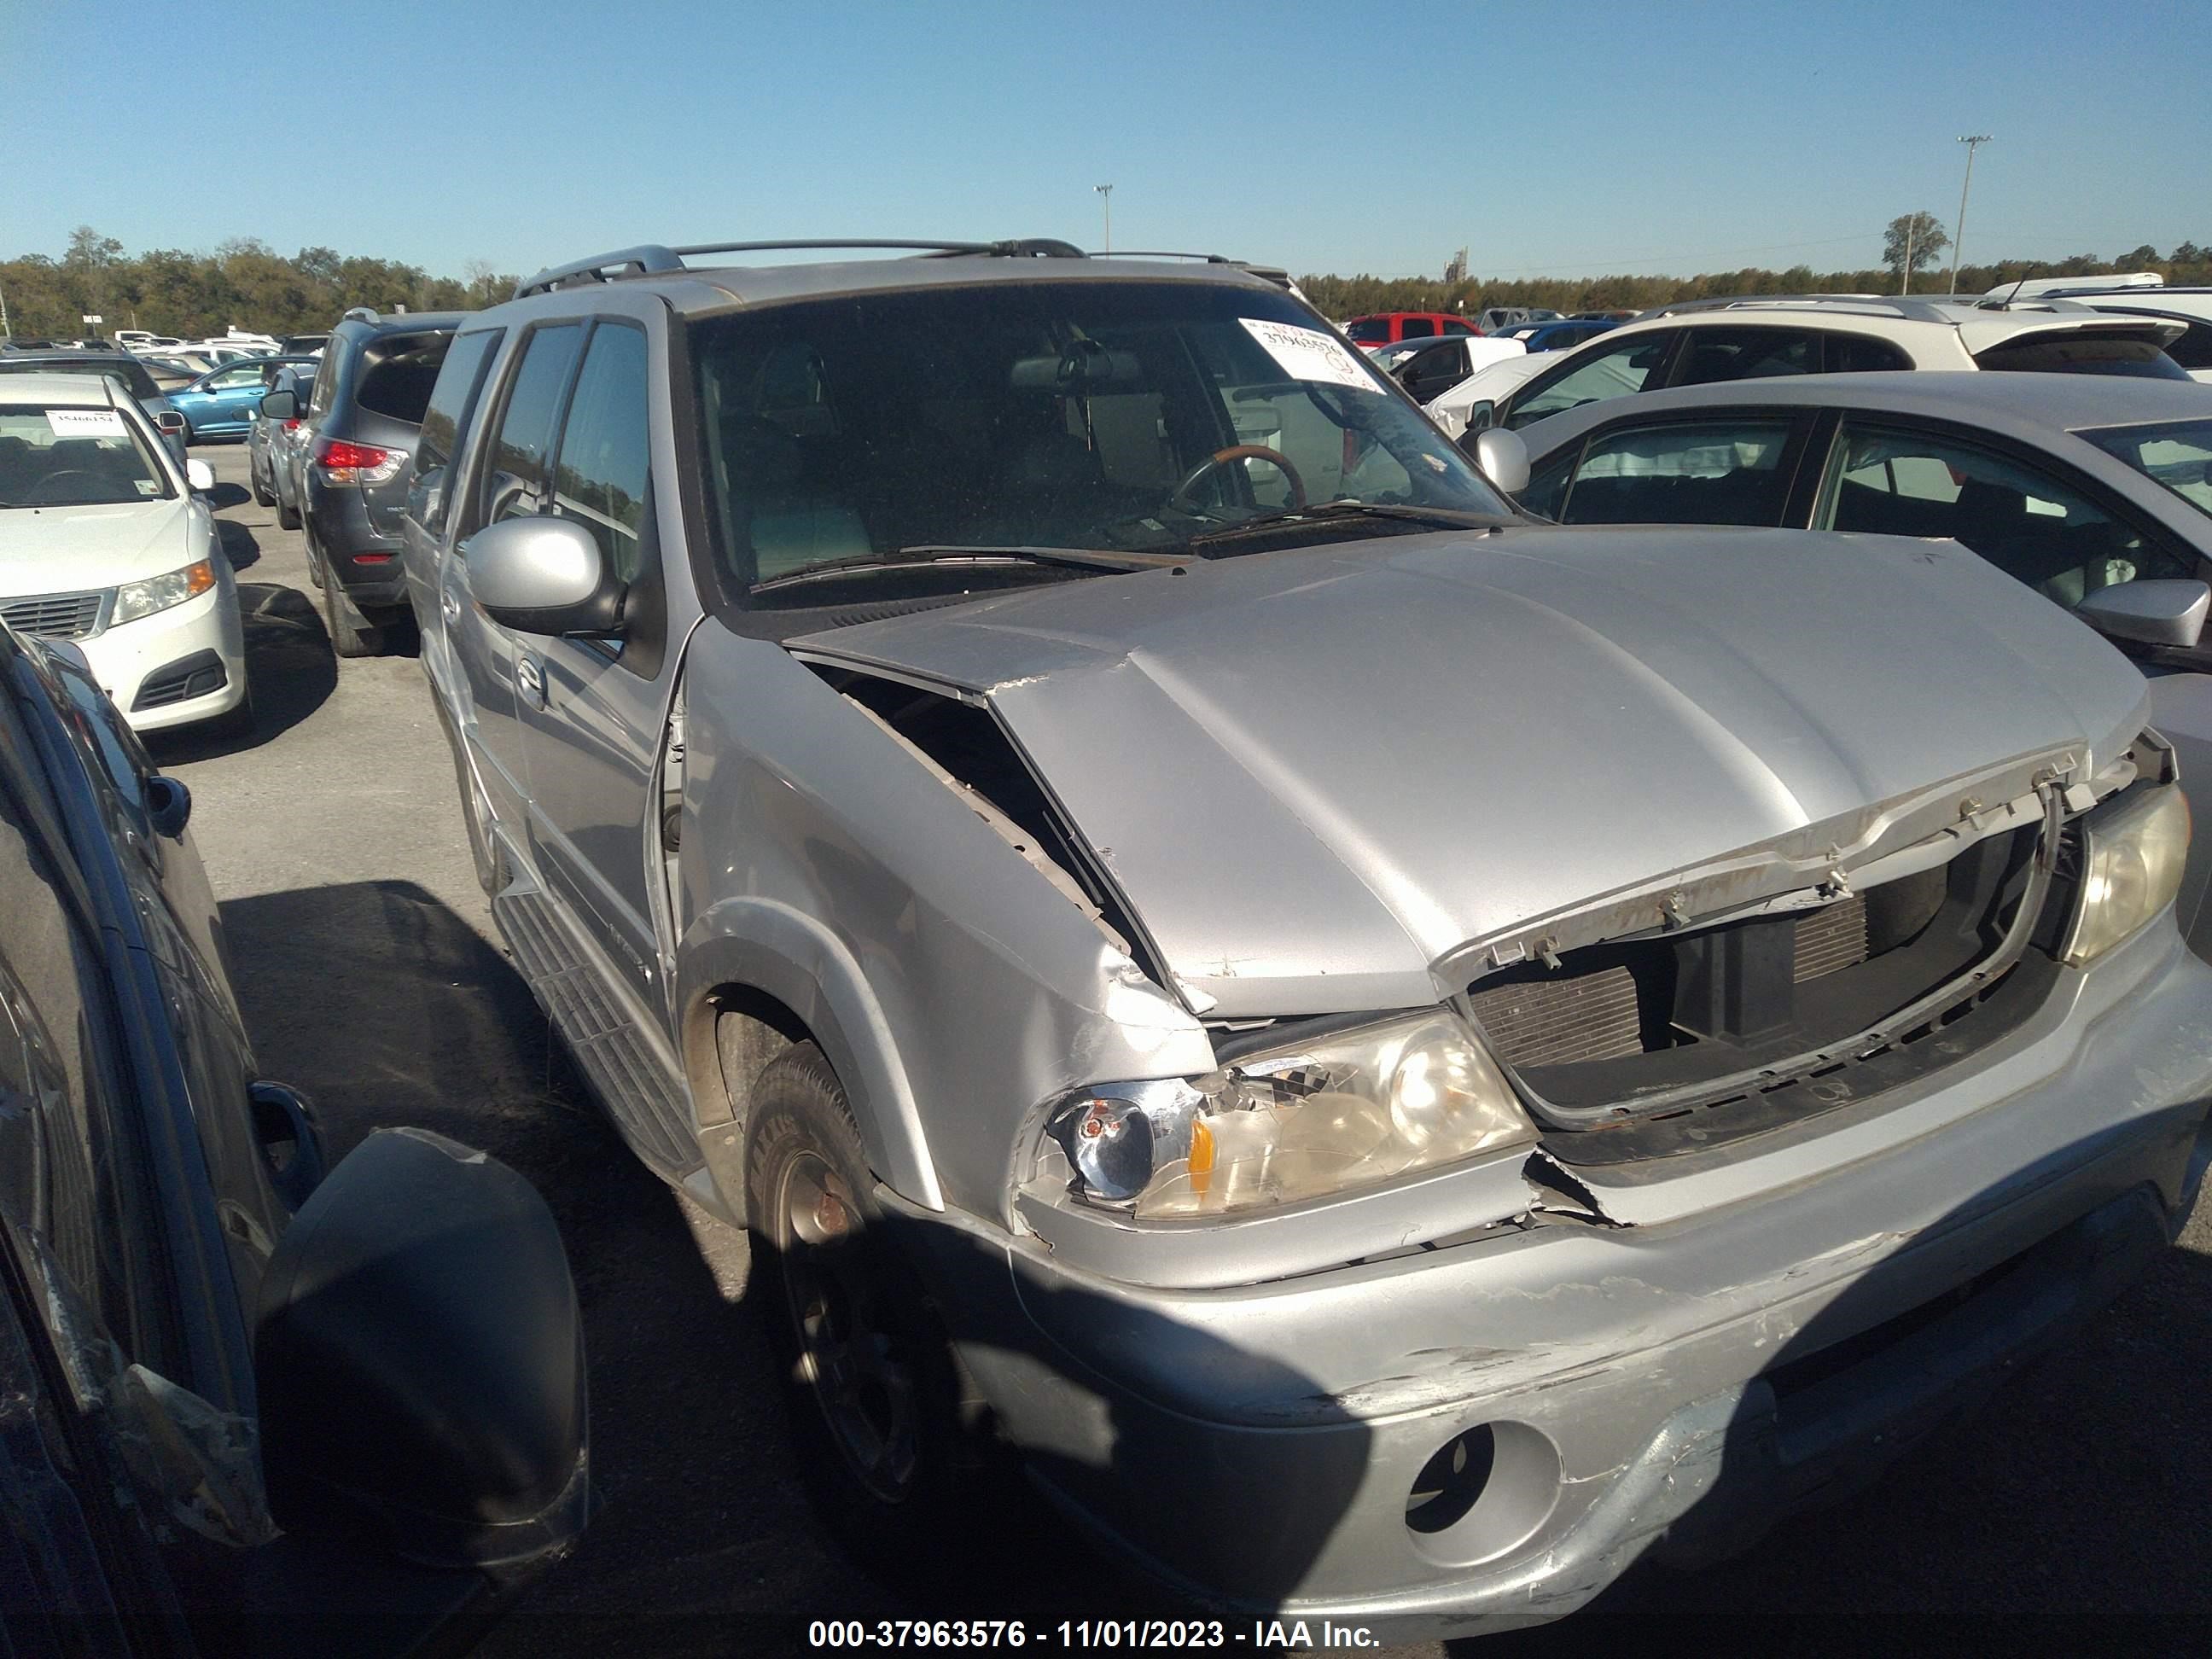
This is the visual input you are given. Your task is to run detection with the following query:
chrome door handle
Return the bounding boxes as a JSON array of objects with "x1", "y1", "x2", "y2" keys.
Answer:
[
  {"x1": 515, "y1": 655, "x2": 546, "y2": 710},
  {"x1": 439, "y1": 589, "x2": 462, "y2": 623}
]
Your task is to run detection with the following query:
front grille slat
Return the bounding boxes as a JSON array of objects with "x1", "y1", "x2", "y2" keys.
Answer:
[{"x1": 0, "y1": 591, "x2": 103, "y2": 641}]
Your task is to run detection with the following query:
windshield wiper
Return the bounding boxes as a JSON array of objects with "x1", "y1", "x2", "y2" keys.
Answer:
[
  {"x1": 1182, "y1": 499, "x2": 1507, "y2": 550},
  {"x1": 750, "y1": 544, "x2": 1177, "y2": 594}
]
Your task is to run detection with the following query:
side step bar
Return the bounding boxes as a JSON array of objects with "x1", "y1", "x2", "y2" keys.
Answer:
[{"x1": 495, "y1": 878, "x2": 701, "y2": 1178}]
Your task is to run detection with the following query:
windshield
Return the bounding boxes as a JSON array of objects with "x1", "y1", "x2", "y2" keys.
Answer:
[
  {"x1": 0, "y1": 404, "x2": 171, "y2": 507},
  {"x1": 691, "y1": 281, "x2": 1507, "y2": 602},
  {"x1": 2084, "y1": 418, "x2": 2212, "y2": 519},
  {"x1": 0, "y1": 357, "x2": 162, "y2": 400}
]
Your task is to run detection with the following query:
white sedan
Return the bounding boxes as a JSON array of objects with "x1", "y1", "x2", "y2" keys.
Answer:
[{"x1": 0, "y1": 372, "x2": 248, "y2": 735}]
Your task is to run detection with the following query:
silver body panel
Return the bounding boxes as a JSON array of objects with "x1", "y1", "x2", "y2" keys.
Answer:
[{"x1": 405, "y1": 259, "x2": 2212, "y2": 1629}]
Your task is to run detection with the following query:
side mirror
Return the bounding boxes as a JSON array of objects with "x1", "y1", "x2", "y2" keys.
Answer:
[
  {"x1": 2075, "y1": 579, "x2": 2210, "y2": 649},
  {"x1": 260, "y1": 389, "x2": 296, "y2": 420},
  {"x1": 254, "y1": 1127, "x2": 588, "y2": 1571},
  {"x1": 465, "y1": 515, "x2": 623, "y2": 636},
  {"x1": 155, "y1": 410, "x2": 187, "y2": 437},
  {"x1": 1461, "y1": 427, "x2": 1531, "y2": 494},
  {"x1": 1458, "y1": 399, "x2": 1498, "y2": 435},
  {"x1": 185, "y1": 458, "x2": 213, "y2": 493}
]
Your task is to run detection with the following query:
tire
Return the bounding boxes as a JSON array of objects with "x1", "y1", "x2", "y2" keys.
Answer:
[
  {"x1": 313, "y1": 532, "x2": 379, "y2": 659},
  {"x1": 251, "y1": 455, "x2": 274, "y2": 507},
  {"x1": 745, "y1": 1045, "x2": 1008, "y2": 1579},
  {"x1": 276, "y1": 488, "x2": 300, "y2": 531}
]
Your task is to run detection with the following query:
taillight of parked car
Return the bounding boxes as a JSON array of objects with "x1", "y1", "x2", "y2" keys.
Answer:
[{"x1": 312, "y1": 437, "x2": 405, "y2": 485}]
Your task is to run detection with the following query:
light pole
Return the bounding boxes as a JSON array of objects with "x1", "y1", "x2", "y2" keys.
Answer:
[
  {"x1": 1948, "y1": 134, "x2": 1991, "y2": 294},
  {"x1": 1094, "y1": 183, "x2": 1113, "y2": 253}
]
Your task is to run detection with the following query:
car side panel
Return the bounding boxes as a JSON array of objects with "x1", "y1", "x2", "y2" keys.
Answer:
[{"x1": 673, "y1": 627, "x2": 1213, "y2": 1220}]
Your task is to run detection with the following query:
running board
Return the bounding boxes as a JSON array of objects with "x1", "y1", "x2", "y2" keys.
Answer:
[{"x1": 495, "y1": 878, "x2": 701, "y2": 1178}]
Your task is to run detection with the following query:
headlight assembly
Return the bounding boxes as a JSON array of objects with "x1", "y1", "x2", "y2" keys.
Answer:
[
  {"x1": 113, "y1": 558, "x2": 216, "y2": 626},
  {"x1": 1041, "y1": 1011, "x2": 1536, "y2": 1220},
  {"x1": 2062, "y1": 783, "x2": 2191, "y2": 965}
]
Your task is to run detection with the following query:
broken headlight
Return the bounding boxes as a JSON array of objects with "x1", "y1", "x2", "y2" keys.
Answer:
[
  {"x1": 2062, "y1": 783, "x2": 2191, "y2": 965},
  {"x1": 1043, "y1": 1012, "x2": 1536, "y2": 1219}
]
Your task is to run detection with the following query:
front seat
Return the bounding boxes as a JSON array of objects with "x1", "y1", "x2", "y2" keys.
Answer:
[{"x1": 722, "y1": 416, "x2": 870, "y2": 581}]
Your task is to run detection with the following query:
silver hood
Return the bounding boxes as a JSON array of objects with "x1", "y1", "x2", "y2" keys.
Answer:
[{"x1": 798, "y1": 527, "x2": 2150, "y2": 1016}]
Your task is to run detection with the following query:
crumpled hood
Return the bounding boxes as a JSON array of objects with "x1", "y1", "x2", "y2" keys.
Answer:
[
  {"x1": 0, "y1": 497, "x2": 202, "y2": 597},
  {"x1": 798, "y1": 527, "x2": 2150, "y2": 1016}
]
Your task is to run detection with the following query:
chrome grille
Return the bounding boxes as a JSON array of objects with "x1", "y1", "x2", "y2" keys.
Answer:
[
  {"x1": 1793, "y1": 894, "x2": 1870, "y2": 982},
  {"x1": 0, "y1": 591, "x2": 104, "y2": 640},
  {"x1": 1469, "y1": 965, "x2": 1644, "y2": 1069}
]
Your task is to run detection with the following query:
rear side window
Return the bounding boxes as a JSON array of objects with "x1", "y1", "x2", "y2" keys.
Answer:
[
  {"x1": 1974, "y1": 330, "x2": 2190, "y2": 380},
  {"x1": 550, "y1": 323, "x2": 652, "y2": 582},
  {"x1": 307, "y1": 349, "x2": 338, "y2": 418},
  {"x1": 1818, "y1": 422, "x2": 2191, "y2": 604},
  {"x1": 1827, "y1": 335, "x2": 1912, "y2": 373},
  {"x1": 1554, "y1": 419, "x2": 1798, "y2": 527},
  {"x1": 1669, "y1": 327, "x2": 1819, "y2": 387},
  {"x1": 355, "y1": 330, "x2": 455, "y2": 423},
  {"x1": 483, "y1": 324, "x2": 585, "y2": 524},
  {"x1": 1399, "y1": 317, "x2": 1437, "y2": 339},
  {"x1": 412, "y1": 329, "x2": 503, "y2": 535}
]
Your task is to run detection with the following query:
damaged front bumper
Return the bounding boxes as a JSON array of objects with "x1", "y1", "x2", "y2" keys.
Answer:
[{"x1": 892, "y1": 919, "x2": 2212, "y2": 1639}]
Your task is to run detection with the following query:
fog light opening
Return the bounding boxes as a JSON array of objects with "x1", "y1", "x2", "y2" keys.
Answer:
[
  {"x1": 1406, "y1": 1424, "x2": 1495, "y2": 1535},
  {"x1": 1405, "y1": 1420, "x2": 1562, "y2": 1567}
]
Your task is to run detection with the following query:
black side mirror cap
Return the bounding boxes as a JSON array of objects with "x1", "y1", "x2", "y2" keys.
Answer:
[{"x1": 254, "y1": 1127, "x2": 589, "y2": 1572}]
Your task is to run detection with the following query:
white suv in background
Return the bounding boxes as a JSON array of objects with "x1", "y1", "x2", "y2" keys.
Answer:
[
  {"x1": 1992, "y1": 278, "x2": 2212, "y2": 382},
  {"x1": 0, "y1": 372, "x2": 249, "y2": 736},
  {"x1": 1427, "y1": 294, "x2": 2191, "y2": 438}
]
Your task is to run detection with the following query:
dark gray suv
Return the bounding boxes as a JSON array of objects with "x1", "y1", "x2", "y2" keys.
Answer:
[{"x1": 273, "y1": 311, "x2": 462, "y2": 656}]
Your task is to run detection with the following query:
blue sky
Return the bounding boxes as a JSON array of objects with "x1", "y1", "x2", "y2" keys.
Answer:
[{"x1": 6, "y1": 0, "x2": 2208, "y2": 281}]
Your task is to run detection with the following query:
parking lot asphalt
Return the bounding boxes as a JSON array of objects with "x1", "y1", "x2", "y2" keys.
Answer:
[{"x1": 158, "y1": 438, "x2": 2212, "y2": 1653}]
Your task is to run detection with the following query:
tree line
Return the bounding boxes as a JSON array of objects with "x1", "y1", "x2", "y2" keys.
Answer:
[
  {"x1": 6, "y1": 225, "x2": 2209, "y2": 341},
  {"x1": 1297, "y1": 240, "x2": 2212, "y2": 323},
  {"x1": 0, "y1": 228, "x2": 517, "y2": 340}
]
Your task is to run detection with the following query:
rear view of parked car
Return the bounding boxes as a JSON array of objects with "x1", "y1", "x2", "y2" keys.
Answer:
[
  {"x1": 279, "y1": 310, "x2": 461, "y2": 656},
  {"x1": 0, "y1": 372, "x2": 251, "y2": 736},
  {"x1": 0, "y1": 621, "x2": 589, "y2": 1654},
  {"x1": 251, "y1": 363, "x2": 317, "y2": 511}
]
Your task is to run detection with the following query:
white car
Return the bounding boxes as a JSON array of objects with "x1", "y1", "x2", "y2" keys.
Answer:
[
  {"x1": 1989, "y1": 278, "x2": 2212, "y2": 383},
  {"x1": 1425, "y1": 294, "x2": 2190, "y2": 439},
  {"x1": 0, "y1": 373, "x2": 249, "y2": 736}
]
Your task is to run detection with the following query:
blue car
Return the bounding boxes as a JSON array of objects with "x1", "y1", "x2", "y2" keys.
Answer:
[{"x1": 167, "y1": 352, "x2": 318, "y2": 440}]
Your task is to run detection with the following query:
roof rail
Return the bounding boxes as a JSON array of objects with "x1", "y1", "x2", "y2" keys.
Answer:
[
  {"x1": 1636, "y1": 293, "x2": 1961, "y2": 324},
  {"x1": 512, "y1": 238, "x2": 1088, "y2": 300}
]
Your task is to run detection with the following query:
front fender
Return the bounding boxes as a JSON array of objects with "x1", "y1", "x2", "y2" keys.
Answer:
[{"x1": 678, "y1": 899, "x2": 944, "y2": 1212}]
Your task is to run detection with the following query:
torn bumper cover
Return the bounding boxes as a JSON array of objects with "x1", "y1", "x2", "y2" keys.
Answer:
[{"x1": 893, "y1": 919, "x2": 2212, "y2": 1639}]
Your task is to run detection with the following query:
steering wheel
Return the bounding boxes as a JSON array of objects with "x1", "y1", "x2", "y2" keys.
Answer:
[
  {"x1": 26, "y1": 470, "x2": 107, "y2": 504},
  {"x1": 1168, "y1": 445, "x2": 1307, "y2": 515}
]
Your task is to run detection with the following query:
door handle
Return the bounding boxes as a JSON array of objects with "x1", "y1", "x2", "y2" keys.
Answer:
[
  {"x1": 515, "y1": 655, "x2": 546, "y2": 709},
  {"x1": 439, "y1": 588, "x2": 462, "y2": 623}
]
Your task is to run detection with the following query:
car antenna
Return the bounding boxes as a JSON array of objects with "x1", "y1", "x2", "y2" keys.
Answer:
[{"x1": 1988, "y1": 267, "x2": 2038, "y2": 310}]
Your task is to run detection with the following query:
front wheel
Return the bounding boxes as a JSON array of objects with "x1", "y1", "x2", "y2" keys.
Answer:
[{"x1": 744, "y1": 1045, "x2": 1008, "y2": 1575}]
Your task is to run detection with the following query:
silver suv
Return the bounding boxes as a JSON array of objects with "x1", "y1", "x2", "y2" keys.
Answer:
[{"x1": 404, "y1": 239, "x2": 2212, "y2": 1635}]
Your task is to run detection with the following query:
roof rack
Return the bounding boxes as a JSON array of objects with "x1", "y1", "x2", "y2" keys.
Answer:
[
  {"x1": 513, "y1": 238, "x2": 1088, "y2": 300},
  {"x1": 1636, "y1": 294, "x2": 1964, "y2": 323}
]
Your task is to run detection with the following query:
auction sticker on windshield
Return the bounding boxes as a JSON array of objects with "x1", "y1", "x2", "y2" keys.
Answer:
[
  {"x1": 1239, "y1": 317, "x2": 1379, "y2": 393},
  {"x1": 45, "y1": 409, "x2": 128, "y2": 438}
]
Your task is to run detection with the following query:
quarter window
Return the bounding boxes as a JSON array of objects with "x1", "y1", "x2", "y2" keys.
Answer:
[
  {"x1": 1819, "y1": 423, "x2": 2191, "y2": 604},
  {"x1": 550, "y1": 323, "x2": 653, "y2": 582},
  {"x1": 1828, "y1": 335, "x2": 1912, "y2": 373},
  {"x1": 483, "y1": 324, "x2": 585, "y2": 525},
  {"x1": 1554, "y1": 419, "x2": 1798, "y2": 527}
]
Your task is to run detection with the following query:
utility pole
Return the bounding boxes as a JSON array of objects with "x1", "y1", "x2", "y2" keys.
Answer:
[
  {"x1": 1948, "y1": 135, "x2": 1991, "y2": 294},
  {"x1": 0, "y1": 284, "x2": 9, "y2": 339},
  {"x1": 1901, "y1": 220, "x2": 1914, "y2": 295},
  {"x1": 1094, "y1": 183, "x2": 1113, "y2": 253}
]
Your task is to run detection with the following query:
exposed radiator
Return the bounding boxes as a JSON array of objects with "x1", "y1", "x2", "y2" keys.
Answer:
[
  {"x1": 1469, "y1": 964, "x2": 1644, "y2": 1068},
  {"x1": 1793, "y1": 894, "x2": 1869, "y2": 982}
]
